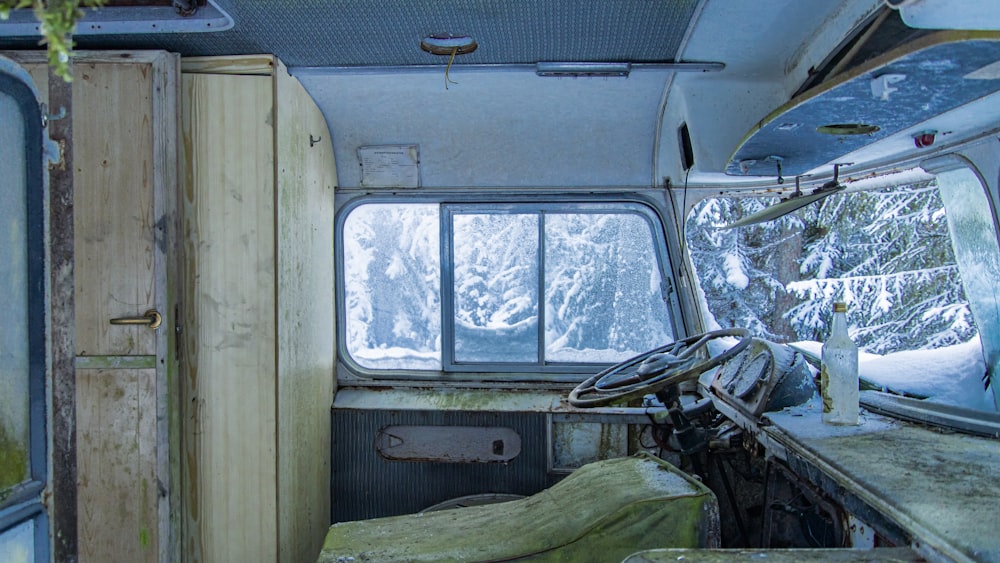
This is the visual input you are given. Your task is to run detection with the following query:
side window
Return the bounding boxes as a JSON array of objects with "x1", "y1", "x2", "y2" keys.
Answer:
[
  {"x1": 343, "y1": 203, "x2": 441, "y2": 371},
  {"x1": 342, "y1": 200, "x2": 677, "y2": 375},
  {"x1": 686, "y1": 174, "x2": 994, "y2": 411}
]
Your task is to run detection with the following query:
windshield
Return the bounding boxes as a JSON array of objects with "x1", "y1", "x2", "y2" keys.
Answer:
[{"x1": 687, "y1": 170, "x2": 997, "y2": 414}]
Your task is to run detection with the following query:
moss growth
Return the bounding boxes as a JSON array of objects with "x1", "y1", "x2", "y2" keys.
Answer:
[
  {"x1": 319, "y1": 454, "x2": 716, "y2": 562},
  {"x1": 0, "y1": 422, "x2": 29, "y2": 503}
]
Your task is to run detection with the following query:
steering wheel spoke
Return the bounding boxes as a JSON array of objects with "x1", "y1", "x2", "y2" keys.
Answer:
[{"x1": 569, "y1": 328, "x2": 752, "y2": 408}]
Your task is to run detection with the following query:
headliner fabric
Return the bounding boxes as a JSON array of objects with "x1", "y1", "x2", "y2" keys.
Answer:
[
  {"x1": 61, "y1": 0, "x2": 699, "y2": 67},
  {"x1": 317, "y1": 453, "x2": 720, "y2": 562}
]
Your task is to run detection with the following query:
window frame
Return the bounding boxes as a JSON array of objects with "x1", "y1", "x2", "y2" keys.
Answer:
[
  {"x1": 0, "y1": 63, "x2": 49, "y2": 562},
  {"x1": 335, "y1": 192, "x2": 684, "y2": 383}
]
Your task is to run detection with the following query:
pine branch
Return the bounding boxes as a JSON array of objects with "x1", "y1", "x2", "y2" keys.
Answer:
[{"x1": 0, "y1": 0, "x2": 106, "y2": 81}]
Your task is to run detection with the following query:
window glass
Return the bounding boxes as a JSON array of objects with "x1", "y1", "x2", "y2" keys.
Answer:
[
  {"x1": 453, "y1": 213, "x2": 539, "y2": 363},
  {"x1": 0, "y1": 89, "x2": 30, "y2": 500},
  {"x1": 343, "y1": 204, "x2": 441, "y2": 370},
  {"x1": 687, "y1": 179, "x2": 992, "y2": 410},
  {"x1": 342, "y1": 201, "x2": 676, "y2": 374},
  {"x1": 935, "y1": 166, "x2": 1000, "y2": 409},
  {"x1": 545, "y1": 213, "x2": 673, "y2": 362},
  {"x1": 0, "y1": 519, "x2": 34, "y2": 563}
]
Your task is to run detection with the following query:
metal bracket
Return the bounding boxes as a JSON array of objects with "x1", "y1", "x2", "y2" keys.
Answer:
[{"x1": 40, "y1": 103, "x2": 67, "y2": 128}]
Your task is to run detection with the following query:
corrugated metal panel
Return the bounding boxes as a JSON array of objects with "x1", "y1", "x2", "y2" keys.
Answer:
[
  {"x1": 65, "y1": 0, "x2": 699, "y2": 67},
  {"x1": 331, "y1": 409, "x2": 558, "y2": 523}
]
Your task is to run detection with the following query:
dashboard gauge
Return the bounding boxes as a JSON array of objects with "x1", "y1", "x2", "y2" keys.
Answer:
[
  {"x1": 710, "y1": 339, "x2": 816, "y2": 419},
  {"x1": 715, "y1": 347, "x2": 750, "y2": 390},
  {"x1": 731, "y1": 352, "x2": 772, "y2": 398}
]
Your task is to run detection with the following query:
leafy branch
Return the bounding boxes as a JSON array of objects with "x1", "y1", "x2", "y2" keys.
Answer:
[{"x1": 0, "y1": 0, "x2": 105, "y2": 81}]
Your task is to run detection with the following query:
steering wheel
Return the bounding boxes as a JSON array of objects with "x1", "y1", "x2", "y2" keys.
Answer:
[{"x1": 568, "y1": 328, "x2": 752, "y2": 408}]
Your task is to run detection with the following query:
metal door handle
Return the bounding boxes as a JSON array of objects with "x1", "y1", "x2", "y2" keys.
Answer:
[{"x1": 110, "y1": 309, "x2": 162, "y2": 330}]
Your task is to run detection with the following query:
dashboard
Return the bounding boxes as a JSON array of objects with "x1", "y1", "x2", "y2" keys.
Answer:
[{"x1": 709, "y1": 338, "x2": 816, "y2": 423}]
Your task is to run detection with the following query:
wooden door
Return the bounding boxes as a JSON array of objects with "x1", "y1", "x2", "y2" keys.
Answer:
[{"x1": 20, "y1": 52, "x2": 180, "y2": 563}]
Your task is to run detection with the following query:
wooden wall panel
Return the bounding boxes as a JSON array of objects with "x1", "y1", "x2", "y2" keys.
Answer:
[
  {"x1": 76, "y1": 369, "x2": 158, "y2": 563},
  {"x1": 72, "y1": 62, "x2": 157, "y2": 357},
  {"x1": 274, "y1": 60, "x2": 337, "y2": 563},
  {"x1": 180, "y1": 72, "x2": 278, "y2": 563},
  {"x1": 26, "y1": 59, "x2": 158, "y2": 358}
]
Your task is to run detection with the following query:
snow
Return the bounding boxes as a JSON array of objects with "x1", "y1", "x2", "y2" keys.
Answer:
[
  {"x1": 723, "y1": 252, "x2": 749, "y2": 290},
  {"x1": 791, "y1": 337, "x2": 994, "y2": 412},
  {"x1": 767, "y1": 394, "x2": 897, "y2": 438}
]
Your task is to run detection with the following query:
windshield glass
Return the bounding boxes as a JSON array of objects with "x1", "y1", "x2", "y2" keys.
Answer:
[{"x1": 687, "y1": 173, "x2": 996, "y2": 413}]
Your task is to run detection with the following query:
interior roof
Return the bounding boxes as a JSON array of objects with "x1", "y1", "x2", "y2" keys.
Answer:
[
  {"x1": 58, "y1": 0, "x2": 703, "y2": 67},
  {"x1": 10, "y1": 0, "x2": 972, "y2": 191}
]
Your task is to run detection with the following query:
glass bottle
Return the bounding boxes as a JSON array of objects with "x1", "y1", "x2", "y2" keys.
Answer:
[{"x1": 821, "y1": 302, "x2": 859, "y2": 425}]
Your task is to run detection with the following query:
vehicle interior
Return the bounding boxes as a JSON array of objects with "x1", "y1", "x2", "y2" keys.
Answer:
[{"x1": 1, "y1": 0, "x2": 1000, "y2": 561}]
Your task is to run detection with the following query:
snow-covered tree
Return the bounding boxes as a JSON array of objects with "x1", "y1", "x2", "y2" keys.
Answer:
[
  {"x1": 687, "y1": 182, "x2": 977, "y2": 354},
  {"x1": 344, "y1": 204, "x2": 441, "y2": 368},
  {"x1": 544, "y1": 213, "x2": 672, "y2": 359},
  {"x1": 686, "y1": 197, "x2": 803, "y2": 341}
]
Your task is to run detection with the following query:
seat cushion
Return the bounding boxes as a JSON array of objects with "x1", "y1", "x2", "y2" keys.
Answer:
[{"x1": 317, "y1": 452, "x2": 719, "y2": 562}]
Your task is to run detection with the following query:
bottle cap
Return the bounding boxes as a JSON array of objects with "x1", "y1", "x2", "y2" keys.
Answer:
[{"x1": 833, "y1": 302, "x2": 846, "y2": 313}]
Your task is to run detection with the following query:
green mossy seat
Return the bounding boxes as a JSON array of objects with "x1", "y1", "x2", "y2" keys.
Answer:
[{"x1": 317, "y1": 453, "x2": 720, "y2": 562}]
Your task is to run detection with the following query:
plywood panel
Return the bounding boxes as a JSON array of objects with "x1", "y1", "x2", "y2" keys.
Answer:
[
  {"x1": 145, "y1": 51, "x2": 182, "y2": 563},
  {"x1": 180, "y1": 71, "x2": 278, "y2": 563},
  {"x1": 76, "y1": 368, "x2": 158, "y2": 563},
  {"x1": 73, "y1": 62, "x2": 157, "y2": 357},
  {"x1": 274, "y1": 59, "x2": 337, "y2": 563},
  {"x1": 13, "y1": 56, "x2": 158, "y2": 358},
  {"x1": 181, "y1": 55, "x2": 276, "y2": 76}
]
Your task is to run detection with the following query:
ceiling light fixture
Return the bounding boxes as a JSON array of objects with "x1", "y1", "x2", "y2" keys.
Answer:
[
  {"x1": 420, "y1": 34, "x2": 478, "y2": 56},
  {"x1": 420, "y1": 34, "x2": 478, "y2": 89}
]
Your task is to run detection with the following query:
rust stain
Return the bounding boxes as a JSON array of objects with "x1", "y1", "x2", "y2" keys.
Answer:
[{"x1": 48, "y1": 139, "x2": 68, "y2": 171}]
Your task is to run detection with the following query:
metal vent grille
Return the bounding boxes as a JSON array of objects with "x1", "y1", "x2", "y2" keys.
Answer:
[
  {"x1": 331, "y1": 408, "x2": 558, "y2": 523},
  {"x1": 67, "y1": 0, "x2": 699, "y2": 67}
]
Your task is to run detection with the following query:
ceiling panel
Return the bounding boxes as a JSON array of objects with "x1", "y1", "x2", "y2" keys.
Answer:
[{"x1": 58, "y1": 0, "x2": 700, "y2": 67}]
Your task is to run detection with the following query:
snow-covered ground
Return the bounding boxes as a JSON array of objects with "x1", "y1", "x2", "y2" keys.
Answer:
[{"x1": 793, "y1": 337, "x2": 995, "y2": 412}]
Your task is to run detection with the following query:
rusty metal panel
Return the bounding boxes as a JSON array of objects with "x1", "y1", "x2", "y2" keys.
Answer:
[{"x1": 376, "y1": 425, "x2": 521, "y2": 463}]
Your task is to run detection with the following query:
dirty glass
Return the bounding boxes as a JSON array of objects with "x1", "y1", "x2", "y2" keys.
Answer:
[
  {"x1": 0, "y1": 519, "x2": 34, "y2": 563},
  {"x1": 343, "y1": 203, "x2": 441, "y2": 370},
  {"x1": 0, "y1": 89, "x2": 30, "y2": 500},
  {"x1": 687, "y1": 179, "x2": 992, "y2": 411},
  {"x1": 453, "y1": 213, "x2": 539, "y2": 363},
  {"x1": 935, "y1": 166, "x2": 1000, "y2": 408},
  {"x1": 545, "y1": 213, "x2": 673, "y2": 362},
  {"x1": 343, "y1": 201, "x2": 676, "y2": 374}
]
